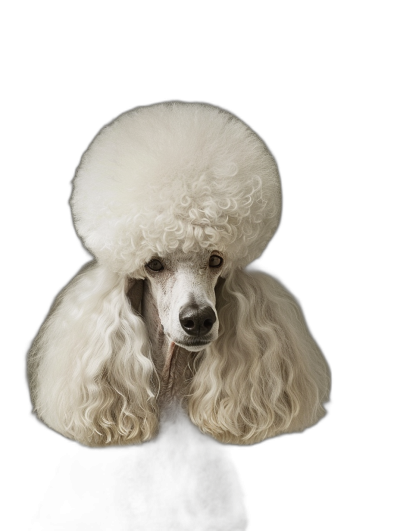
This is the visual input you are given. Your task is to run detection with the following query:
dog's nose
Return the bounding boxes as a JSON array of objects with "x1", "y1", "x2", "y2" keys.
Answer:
[{"x1": 179, "y1": 304, "x2": 216, "y2": 336}]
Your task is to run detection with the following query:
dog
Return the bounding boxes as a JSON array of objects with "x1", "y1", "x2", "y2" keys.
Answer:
[{"x1": 28, "y1": 102, "x2": 330, "y2": 447}]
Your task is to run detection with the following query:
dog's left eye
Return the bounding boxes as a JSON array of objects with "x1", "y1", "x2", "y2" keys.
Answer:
[
  {"x1": 146, "y1": 259, "x2": 164, "y2": 272},
  {"x1": 209, "y1": 255, "x2": 223, "y2": 268}
]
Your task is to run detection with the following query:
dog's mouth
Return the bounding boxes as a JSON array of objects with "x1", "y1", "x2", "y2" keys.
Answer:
[{"x1": 171, "y1": 338, "x2": 212, "y2": 352}]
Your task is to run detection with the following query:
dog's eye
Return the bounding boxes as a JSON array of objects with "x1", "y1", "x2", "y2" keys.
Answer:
[
  {"x1": 209, "y1": 255, "x2": 223, "y2": 268},
  {"x1": 146, "y1": 259, "x2": 164, "y2": 272}
]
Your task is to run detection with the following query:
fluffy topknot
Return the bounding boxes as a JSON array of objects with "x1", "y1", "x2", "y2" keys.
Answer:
[{"x1": 71, "y1": 102, "x2": 281, "y2": 275}]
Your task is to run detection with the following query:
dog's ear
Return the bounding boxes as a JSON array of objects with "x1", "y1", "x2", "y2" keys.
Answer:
[
  {"x1": 188, "y1": 269, "x2": 330, "y2": 444},
  {"x1": 127, "y1": 276, "x2": 144, "y2": 312},
  {"x1": 28, "y1": 262, "x2": 159, "y2": 446}
]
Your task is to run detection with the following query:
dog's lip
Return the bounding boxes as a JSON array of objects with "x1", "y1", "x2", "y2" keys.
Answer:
[
  {"x1": 177, "y1": 340, "x2": 210, "y2": 347},
  {"x1": 169, "y1": 337, "x2": 212, "y2": 349}
]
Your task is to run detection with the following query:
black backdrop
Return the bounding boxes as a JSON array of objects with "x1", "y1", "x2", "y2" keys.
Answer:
[{"x1": 9, "y1": 32, "x2": 366, "y2": 530}]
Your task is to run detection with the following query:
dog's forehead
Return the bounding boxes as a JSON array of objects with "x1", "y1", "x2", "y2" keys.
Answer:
[{"x1": 162, "y1": 249, "x2": 214, "y2": 268}]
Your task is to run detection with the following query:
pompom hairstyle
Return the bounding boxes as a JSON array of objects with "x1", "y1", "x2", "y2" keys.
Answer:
[
  {"x1": 29, "y1": 102, "x2": 330, "y2": 446},
  {"x1": 71, "y1": 102, "x2": 281, "y2": 274}
]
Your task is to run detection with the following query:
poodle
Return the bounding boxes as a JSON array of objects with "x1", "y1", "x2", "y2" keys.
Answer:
[{"x1": 28, "y1": 101, "x2": 330, "y2": 447}]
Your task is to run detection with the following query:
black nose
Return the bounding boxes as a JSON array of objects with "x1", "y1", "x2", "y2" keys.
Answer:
[{"x1": 179, "y1": 304, "x2": 216, "y2": 336}]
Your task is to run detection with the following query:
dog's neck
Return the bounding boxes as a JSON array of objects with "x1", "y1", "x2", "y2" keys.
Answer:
[{"x1": 139, "y1": 280, "x2": 196, "y2": 406}]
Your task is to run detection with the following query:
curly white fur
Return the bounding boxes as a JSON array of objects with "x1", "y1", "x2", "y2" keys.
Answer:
[
  {"x1": 189, "y1": 270, "x2": 329, "y2": 443},
  {"x1": 30, "y1": 263, "x2": 159, "y2": 445},
  {"x1": 28, "y1": 101, "x2": 330, "y2": 447},
  {"x1": 71, "y1": 102, "x2": 281, "y2": 274}
]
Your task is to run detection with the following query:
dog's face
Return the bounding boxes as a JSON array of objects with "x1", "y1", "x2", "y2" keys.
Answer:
[{"x1": 143, "y1": 249, "x2": 225, "y2": 351}]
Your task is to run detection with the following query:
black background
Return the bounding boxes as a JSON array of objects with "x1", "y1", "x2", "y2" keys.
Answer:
[{"x1": 7, "y1": 14, "x2": 376, "y2": 530}]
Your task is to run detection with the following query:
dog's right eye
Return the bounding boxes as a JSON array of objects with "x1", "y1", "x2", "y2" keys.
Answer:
[
  {"x1": 146, "y1": 259, "x2": 164, "y2": 272},
  {"x1": 209, "y1": 255, "x2": 223, "y2": 268}
]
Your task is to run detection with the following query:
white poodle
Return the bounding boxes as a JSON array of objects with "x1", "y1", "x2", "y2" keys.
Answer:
[{"x1": 29, "y1": 101, "x2": 330, "y2": 448}]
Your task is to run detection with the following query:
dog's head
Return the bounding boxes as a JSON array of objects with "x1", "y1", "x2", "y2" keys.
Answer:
[{"x1": 142, "y1": 249, "x2": 225, "y2": 351}]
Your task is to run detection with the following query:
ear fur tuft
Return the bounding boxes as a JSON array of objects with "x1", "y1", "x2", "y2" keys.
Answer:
[
  {"x1": 28, "y1": 262, "x2": 159, "y2": 446},
  {"x1": 188, "y1": 269, "x2": 330, "y2": 444}
]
